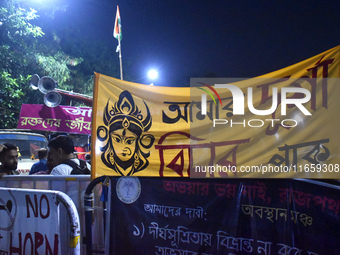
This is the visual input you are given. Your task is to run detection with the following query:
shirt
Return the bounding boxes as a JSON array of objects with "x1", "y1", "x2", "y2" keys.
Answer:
[
  {"x1": 50, "y1": 159, "x2": 91, "y2": 175},
  {"x1": 29, "y1": 158, "x2": 48, "y2": 175},
  {"x1": 0, "y1": 168, "x2": 20, "y2": 176}
]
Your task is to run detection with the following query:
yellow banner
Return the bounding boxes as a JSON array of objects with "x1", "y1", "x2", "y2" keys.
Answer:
[{"x1": 92, "y1": 45, "x2": 340, "y2": 178}]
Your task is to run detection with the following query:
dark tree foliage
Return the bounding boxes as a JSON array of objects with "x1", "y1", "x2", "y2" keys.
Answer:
[
  {"x1": 0, "y1": 1, "x2": 44, "y2": 128},
  {"x1": 0, "y1": 0, "x2": 120, "y2": 128}
]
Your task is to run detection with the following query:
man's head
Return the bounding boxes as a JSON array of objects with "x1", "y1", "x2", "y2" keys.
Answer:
[
  {"x1": 37, "y1": 148, "x2": 48, "y2": 160},
  {"x1": 48, "y1": 136, "x2": 75, "y2": 165},
  {"x1": 0, "y1": 143, "x2": 19, "y2": 173}
]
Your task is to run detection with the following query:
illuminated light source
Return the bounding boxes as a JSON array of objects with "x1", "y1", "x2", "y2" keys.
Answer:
[{"x1": 147, "y1": 69, "x2": 158, "y2": 80}]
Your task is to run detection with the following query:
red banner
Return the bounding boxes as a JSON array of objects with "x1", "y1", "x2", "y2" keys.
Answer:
[{"x1": 17, "y1": 104, "x2": 92, "y2": 135}]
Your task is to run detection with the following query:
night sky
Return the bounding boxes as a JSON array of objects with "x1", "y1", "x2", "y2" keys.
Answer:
[{"x1": 28, "y1": 0, "x2": 340, "y2": 86}]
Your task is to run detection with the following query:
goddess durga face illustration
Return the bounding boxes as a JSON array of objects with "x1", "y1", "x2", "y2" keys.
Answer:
[{"x1": 97, "y1": 91, "x2": 155, "y2": 176}]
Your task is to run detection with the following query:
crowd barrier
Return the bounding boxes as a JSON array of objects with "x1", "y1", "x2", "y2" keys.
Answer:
[
  {"x1": 0, "y1": 176, "x2": 105, "y2": 254},
  {"x1": 1, "y1": 176, "x2": 339, "y2": 254},
  {"x1": 0, "y1": 187, "x2": 80, "y2": 254}
]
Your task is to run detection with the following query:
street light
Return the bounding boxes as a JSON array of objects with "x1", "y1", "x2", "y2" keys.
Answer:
[{"x1": 147, "y1": 69, "x2": 158, "y2": 85}]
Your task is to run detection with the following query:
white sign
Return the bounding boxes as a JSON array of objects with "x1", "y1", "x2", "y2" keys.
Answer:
[{"x1": 0, "y1": 188, "x2": 60, "y2": 254}]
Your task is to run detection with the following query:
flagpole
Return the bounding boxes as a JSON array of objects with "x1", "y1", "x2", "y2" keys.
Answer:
[
  {"x1": 114, "y1": 5, "x2": 123, "y2": 80},
  {"x1": 118, "y1": 35, "x2": 123, "y2": 80}
]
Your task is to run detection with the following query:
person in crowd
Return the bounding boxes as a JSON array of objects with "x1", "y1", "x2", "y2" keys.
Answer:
[
  {"x1": 85, "y1": 153, "x2": 91, "y2": 165},
  {"x1": 29, "y1": 148, "x2": 48, "y2": 175},
  {"x1": 0, "y1": 143, "x2": 20, "y2": 176},
  {"x1": 48, "y1": 135, "x2": 91, "y2": 175},
  {"x1": 46, "y1": 156, "x2": 55, "y2": 172},
  {"x1": 32, "y1": 156, "x2": 55, "y2": 175}
]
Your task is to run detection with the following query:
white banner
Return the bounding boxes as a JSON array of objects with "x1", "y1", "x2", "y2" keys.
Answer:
[{"x1": 0, "y1": 188, "x2": 60, "y2": 254}]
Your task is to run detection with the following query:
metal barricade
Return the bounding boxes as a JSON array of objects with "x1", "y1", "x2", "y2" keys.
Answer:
[
  {"x1": 0, "y1": 176, "x2": 105, "y2": 254},
  {"x1": 84, "y1": 176, "x2": 108, "y2": 255},
  {"x1": 0, "y1": 187, "x2": 80, "y2": 254}
]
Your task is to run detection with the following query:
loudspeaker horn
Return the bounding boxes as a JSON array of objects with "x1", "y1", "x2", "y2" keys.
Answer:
[
  {"x1": 38, "y1": 76, "x2": 56, "y2": 94},
  {"x1": 44, "y1": 91, "x2": 62, "y2": 107},
  {"x1": 30, "y1": 74, "x2": 40, "y2": 90}
]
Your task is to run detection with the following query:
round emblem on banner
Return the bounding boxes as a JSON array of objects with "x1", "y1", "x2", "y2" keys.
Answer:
[{"x1": 116, "y1": 176, "x2": 141, "y2": 204}]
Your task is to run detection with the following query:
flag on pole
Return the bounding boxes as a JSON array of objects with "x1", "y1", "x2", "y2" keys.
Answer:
[{"x1": 114, "y1": 5, "x2": 122, "y2": 52}]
